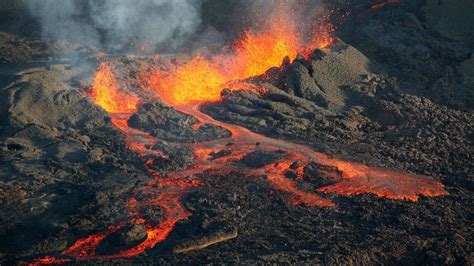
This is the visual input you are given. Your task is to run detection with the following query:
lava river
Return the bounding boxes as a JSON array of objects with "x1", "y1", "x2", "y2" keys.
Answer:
[{"x1": 29, "y1": 7, "x2": 447, "y2": 265}]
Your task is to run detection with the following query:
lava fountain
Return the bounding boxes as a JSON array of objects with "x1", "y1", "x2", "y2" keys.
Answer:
[{"x1": 29, "y1": 3, "x2": 447, "y2": 265}]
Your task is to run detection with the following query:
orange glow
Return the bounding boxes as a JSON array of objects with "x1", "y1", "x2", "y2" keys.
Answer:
[
  {"x1": 148, "y1": 56, "x2": 227, "y2": 105},
  {"x1": 62, "y1": 224, "x2": 123, "y2": 259},
  {"x1": 229, "y1": 19, "x2": 299, "y2": 78},
  {"x1": 90, "y1": 62, "x2": 139, "y2": 113},
  {"x1": 144, "y1": 11, "x2": 333, "y2": 106}
]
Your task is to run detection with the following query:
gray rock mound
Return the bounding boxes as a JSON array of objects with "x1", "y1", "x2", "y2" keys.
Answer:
[{"x1": 128, "y1": 101, "x2": 231, "y2": 143}]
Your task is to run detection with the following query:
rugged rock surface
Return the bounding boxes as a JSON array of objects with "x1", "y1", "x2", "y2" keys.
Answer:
[
  {"x1": 97, "y1": 223, "x2": 148, "y2": 255},
  {"x1": 129, "y1": 101, "x2": 231, "y2": 143}
]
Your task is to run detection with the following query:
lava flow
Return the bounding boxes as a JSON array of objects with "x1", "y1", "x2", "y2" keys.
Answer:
[{"x1": 29, "y1": 5, "x2": 447, "y2": 264}]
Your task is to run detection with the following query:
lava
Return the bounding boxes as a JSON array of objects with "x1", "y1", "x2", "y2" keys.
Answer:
[
  {"x1": 147, "y1": 55, "x2": 227, "y2": 105},
  {"x1": 27, "y1": 257, "x2": 70, "y2": 266},
  {"x1": 145, "y1": 10, "x2": 333, "y2": 106},
  {"x1": 29, "y1": 2, "x2": 448, "y2": 264},
  {"x1": 89, "y1": 62, "x2": 139, "y2": 114}
]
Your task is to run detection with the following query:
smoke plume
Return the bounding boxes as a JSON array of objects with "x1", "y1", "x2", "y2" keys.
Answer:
[{"x1": 25, "y1": 0, "x2": 203, "y2": 51}]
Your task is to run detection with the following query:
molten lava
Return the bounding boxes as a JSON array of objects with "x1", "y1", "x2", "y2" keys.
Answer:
[
  {"x1": 230, "y1": 18, "x2": 299, "y2": 78},
  {"x1": 30, "y1": 3, "x2": 448, "y2": 264},
  {"x1": 148, "y1": 55, "x2": 227, "y2": 105},
  {"x1": 89, "y1": 62, "x2": 138, "y2": 113},
  {"x1": 146, "y1": 11, "x2": 333, "y2": 106}
]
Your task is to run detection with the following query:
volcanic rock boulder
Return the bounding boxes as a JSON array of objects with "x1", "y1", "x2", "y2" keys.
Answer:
[
  {"x1": 310, "y1": 43, "x2": 373, "y2": 106},
  {"x1": 97, "y1": 223, "x2": 148, "y2": 255},
  {"x1": 240, "y1": 150, "x2": 287, "y2": 169},
  {"x1": 303, "y1": 162, "x2": 343, "y2": 189},
  {"x1": 3, "y1": 66, "x2": 106, "y2": 131},
  {"x1": 172, "y1": 220, "x2": 237, "y2": 254},
  {"x1": 204, "y1": 41, "x2": 375, "y2": 138},
  {"x1": 277, "y1": 60, "x2": 327, "y2": 107},
  {"x1": 0, "y1": 66, "x2": 109, "y2": 164}
]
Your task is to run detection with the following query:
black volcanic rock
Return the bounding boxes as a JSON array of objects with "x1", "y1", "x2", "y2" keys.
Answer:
[
  {"x1": 337, "y1": 0, "x2": 474, "y2": 109},
  {"x1": 240, "y1": 150, "x2": 287, "y2": 168},
  {"x1": 128, "y1": 101, "x2": 231, "y2": 143},
  {"x1": 172, "y1": 220, "x2": 237, "y2": 253},
  {"x1": 278, "y1": 61, "x2": 326, "y2": 106},
  {"x1": 303, "y1": 162, "x2": 343, "y2": 189},
  {"x1": 97, "y1": 223, "x2": 147, "y2": 255}
]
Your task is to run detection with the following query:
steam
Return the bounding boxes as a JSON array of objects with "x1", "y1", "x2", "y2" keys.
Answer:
[
  {"x1": 25, "y1": 0, "x2": 328, "y2": 55},
  {"x1": 25, "y1": 0, "x2": 203, "y2": 51}
]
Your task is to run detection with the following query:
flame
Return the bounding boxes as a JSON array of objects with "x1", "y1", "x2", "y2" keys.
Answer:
[{"x1": 90, "y1": 62, "x2": 139, "y2": 113}]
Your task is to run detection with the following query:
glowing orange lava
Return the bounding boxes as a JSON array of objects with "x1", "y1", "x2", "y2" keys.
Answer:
[
  {"x1": 145, "y1": 10, "x2": 333, "y2": 106},
  {"x1": 90, "y1": 62, "x2": 139, "y2": 113},
  {"x1": 230, "y1": 18, "x2": 299, "y2": 78},
  {"x1": 147, "y1": 55, "x2": 227, "y2": 105}
]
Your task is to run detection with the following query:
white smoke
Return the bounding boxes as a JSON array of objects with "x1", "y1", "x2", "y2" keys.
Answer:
[{"x1": 25, "y1": 0, "x2": 203, "y2": 51}]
